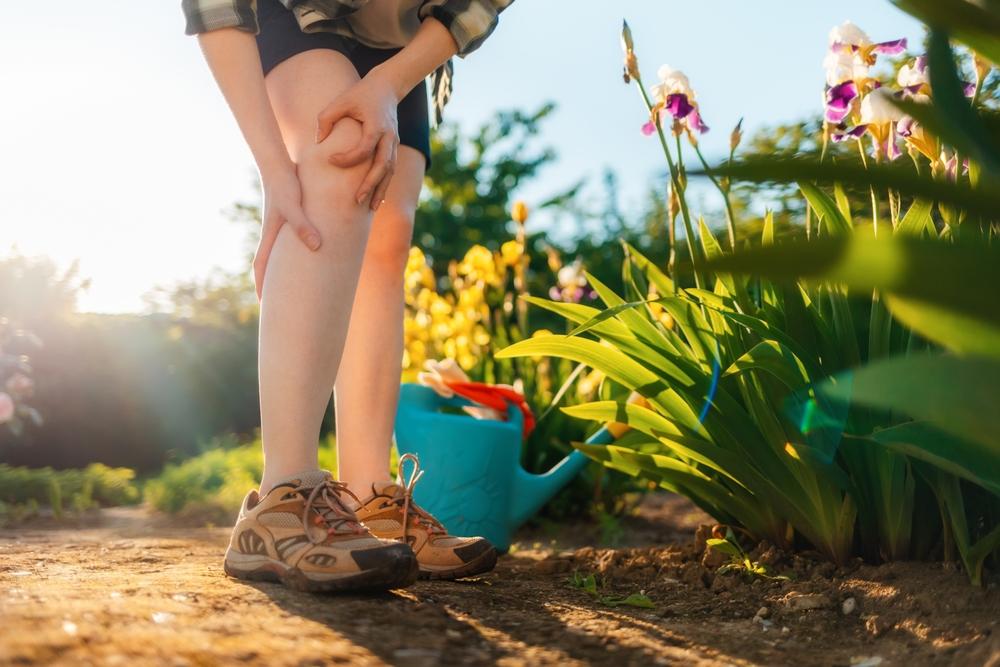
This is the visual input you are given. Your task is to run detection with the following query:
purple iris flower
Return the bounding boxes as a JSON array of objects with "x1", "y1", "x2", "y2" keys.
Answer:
[
  {"x1": 830, "y1": 37, "x2": 907, "y2": 58},
  {"x1": 825, "y1": 81, "x2": 859, "y2": 124}
]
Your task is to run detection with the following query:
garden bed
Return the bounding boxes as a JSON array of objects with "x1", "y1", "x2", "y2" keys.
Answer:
[{"x1": 1, "y1": 495, "x2": 996, "y2": 666}]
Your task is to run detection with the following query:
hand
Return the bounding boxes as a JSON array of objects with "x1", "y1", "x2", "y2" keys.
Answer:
[
  {"x1": 315, "y1": 72, "x2": 400, "y2": 211},
  {"x1": 254, "y1": 166, "x2": 322, "y2": 300}
]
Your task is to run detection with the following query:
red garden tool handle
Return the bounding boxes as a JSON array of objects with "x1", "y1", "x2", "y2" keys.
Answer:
[{"x1": 443, "y1": 380, "x2": 536, "y2": 440}]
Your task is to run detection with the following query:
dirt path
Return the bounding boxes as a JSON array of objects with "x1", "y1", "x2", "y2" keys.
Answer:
[{"x1": 1, "y1": 502, "x2": 998, "y2": 666}]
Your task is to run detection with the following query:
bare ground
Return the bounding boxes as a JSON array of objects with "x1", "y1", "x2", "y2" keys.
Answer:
[{"x1": 1, "y1": 496, "x2": 998, "y2": 666}]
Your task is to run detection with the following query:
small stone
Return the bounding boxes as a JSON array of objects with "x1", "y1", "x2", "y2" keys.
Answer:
[
  {"x1": 679, "y1": 562, "x2": 707, "y2": 589},
  {"x1": 865, "y1": 615, "x2": 889, "y2": 637},
  {"x1": 171, "y1": 594, "x2": 189, "y2": 602},
  {"x1": 784, "y1": 593, "x2": 830, "y2": 612},
  {"x1": 842, "y1": 597, "x2": 857, "y2": 615},
  {"x1": 701, "y1": 545, "x2": 728, "y2": 569},
  {"x1": 62, "y1": 620, "x2": 78, "y2": 636},
  {"x1": 151, "y1": 612, "x2": 175, "y2": 624},
  {"x1": 532, "y1": 559, "x2": 571, "y2": 575},
  {"x1": 756, "y1": 606, "x2": 770, "y2": 619},
  {"x1": 781, "y1": 626, "x2": 790, "y2": 634},
  {"x1": 850, "y1": 657, "x2": 884, "y2": 667}
]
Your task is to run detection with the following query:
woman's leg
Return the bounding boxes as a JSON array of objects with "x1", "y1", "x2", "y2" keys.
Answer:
[
  {"x1": 256, "y1": 49, "x2": 374, "y2": 494},
  {"x1": 334, "y1": 147, "x2": 425, "y2": 494}
]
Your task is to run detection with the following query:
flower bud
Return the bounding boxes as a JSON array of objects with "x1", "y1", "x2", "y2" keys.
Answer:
[
  {"x1": 621, "y1": 20, "x2": 640, "y2": 83},
  {"x1": 620, "y1": 20, "x2": 634, "y2": 54},
  {"x1": 511, "y1": 200, "x2": 529, "y2": 224},
  {"x1": 730, "y1": 117, "x2": 744, "y2": 153}
]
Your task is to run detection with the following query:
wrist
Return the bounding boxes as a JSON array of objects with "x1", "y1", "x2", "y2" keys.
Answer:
[
  {"x1": 368, "y1": 62, "x2": 408, "y2": 103},
  {"x1": 256, "y1": 152, "x2": 295, "y2": 183}
]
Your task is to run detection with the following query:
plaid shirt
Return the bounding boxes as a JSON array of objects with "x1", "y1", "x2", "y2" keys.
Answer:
[{"x1": 181, "y1": 0, "x2": 513, "y2": 123}]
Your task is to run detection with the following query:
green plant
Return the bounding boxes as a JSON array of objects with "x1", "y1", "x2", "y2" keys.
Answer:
[
  {"x1": 498, "y1": 5, "x2": 999, "y2": 584},
  {"x1": 707, "y1": 529, "x2": 789, "y2": 581},
  {"x1": 567, "y1": 571, "x2": 655, "y2": 608},
  {"x1": 144, "y1": 433, "x2": 340, "y2": 520},
  {"x1": 0, "y1": 462, "x2": 139, "y2": 523}
]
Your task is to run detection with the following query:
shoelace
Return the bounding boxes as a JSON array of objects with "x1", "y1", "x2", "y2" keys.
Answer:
[
  {"x1": 297, "y1": 479, "x2": 366, "y2": 544},
  {"x1": 397, "y1": 453, "x2": 446, "y2": 545}
]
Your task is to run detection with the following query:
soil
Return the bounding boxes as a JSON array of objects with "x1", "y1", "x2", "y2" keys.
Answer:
[{"x1": 1, "y1": 494, "x2": 998, "y2": 666}]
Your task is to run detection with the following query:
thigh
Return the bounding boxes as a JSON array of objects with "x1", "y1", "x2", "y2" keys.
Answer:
[{"x1": 263, "y1": 49, "x2": 360, "y2": 162}]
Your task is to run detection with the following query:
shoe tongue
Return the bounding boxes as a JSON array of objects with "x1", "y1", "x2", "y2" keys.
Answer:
[
  {"x1": 374, "y1": 481, "x2": 405, "y2": 498},
  {"x1": 272, "y1": 469, "x2": 333, "y2": 492}
]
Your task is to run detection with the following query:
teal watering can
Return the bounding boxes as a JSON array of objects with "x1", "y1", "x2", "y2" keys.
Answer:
[{"x1": 393, "y1": 382, "x2": 614, "y2": 553}]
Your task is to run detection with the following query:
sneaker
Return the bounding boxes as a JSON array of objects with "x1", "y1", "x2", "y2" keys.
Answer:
[
  {"x1": 354, "y1": 454, "x2": 498, "y2": 580},
  {"x1": 223, "y1": 470, "x2": 418, "y2": 592}
]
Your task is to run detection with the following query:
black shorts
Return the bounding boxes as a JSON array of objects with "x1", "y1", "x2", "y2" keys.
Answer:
[{"x1": 255, "y1": 0, "x2": 432, "y2": 169}]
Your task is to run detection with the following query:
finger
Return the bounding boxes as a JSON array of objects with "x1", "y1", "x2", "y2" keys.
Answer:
[
  {"x1": 315, "y1": 100, "x2": 352, "y2": 143},
  {"x1": 356, "y1": 134, "x2": 395, "y2": 206},
  {"x1": 285, "y1": 203, "x2": 322, "y2": 251},
  {"x1": 370, "y1": 141, "x2": 397, "y2": 211},
  {"x1": 329, "y1": 129, "x2": 383, "y2": 168},
  {"x1": 253, "y1": 213, "x2": 283, "y2": 300}
]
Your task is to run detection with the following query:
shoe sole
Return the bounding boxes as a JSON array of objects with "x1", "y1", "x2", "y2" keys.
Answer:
[
  {"x1": 418, "y1": 545, "x2": 498, "y2": 581},
  {"x1": 223, "y1": 547, "x2": 419, "y2": 593}
]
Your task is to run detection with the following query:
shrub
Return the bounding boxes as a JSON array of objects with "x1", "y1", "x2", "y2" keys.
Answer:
[{"x1": 0, "y1": 462, "x2": 139, "y2": 523}]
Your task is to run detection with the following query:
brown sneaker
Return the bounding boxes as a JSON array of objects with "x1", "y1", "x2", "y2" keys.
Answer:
[
  {"x1": 354, "y1": 454, "x2": 498, "y2": 580},
  {"x1": 223, "y1": 470, "x2": 418, "y2": 592}
]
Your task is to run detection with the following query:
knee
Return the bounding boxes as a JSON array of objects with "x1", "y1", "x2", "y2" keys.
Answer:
[
  {"x1": 366, "y1": 201, "x2": 415, "y2": 271},
  {"x1": 296, "y1": 118, "x2": 366, "y2": 212}
]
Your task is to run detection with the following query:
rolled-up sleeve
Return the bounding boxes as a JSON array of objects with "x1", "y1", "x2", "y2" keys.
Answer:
[
  {"x1": 182, "y1": 0, "x2": 260, "y2": 35},
  {"x1": 418, "y1": 0, "x2": 513, "y2": 57}
]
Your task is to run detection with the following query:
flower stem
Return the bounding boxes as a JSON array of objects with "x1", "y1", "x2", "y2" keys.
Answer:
[{"x1": 693, "y1": 143, "x2": 738, "y2": 251}]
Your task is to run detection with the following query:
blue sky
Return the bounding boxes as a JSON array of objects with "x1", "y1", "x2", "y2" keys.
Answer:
[{"x1": 0, "y1": 1, "x2": 925, "y2": 312}]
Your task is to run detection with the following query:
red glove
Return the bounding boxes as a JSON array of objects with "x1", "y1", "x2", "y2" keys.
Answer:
[{"x1": 443, "y1": 381, "x2": 536, "y2": 440}]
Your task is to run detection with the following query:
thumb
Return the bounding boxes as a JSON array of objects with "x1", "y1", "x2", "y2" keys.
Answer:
[{"x1": 316, "y1": 99, "x2": 352, "y2": 143}]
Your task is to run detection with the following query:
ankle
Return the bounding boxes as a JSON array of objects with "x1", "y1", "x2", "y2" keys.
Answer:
[
  {"x1": 259, "y1": 466, "x2": 325, "y2": 497},
  {"x1": 340, "y1": 477, "x2": 394, "y2": 508}
]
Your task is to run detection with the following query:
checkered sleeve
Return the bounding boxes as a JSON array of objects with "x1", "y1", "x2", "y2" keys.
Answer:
[
  {"x1": 418, "y1": 0, "x2": 513, "y2": 57},
  {"x1": 182, "y1": 0, "x2": 260, "y2": 35}
]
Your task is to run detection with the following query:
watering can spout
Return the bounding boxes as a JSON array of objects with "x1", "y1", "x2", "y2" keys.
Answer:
[{"x1": 509, "y1": 426, "x2": 615, "y2": 527}]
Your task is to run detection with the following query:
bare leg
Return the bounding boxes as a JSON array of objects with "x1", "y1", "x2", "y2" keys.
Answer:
[
  {"x1": 334, "y1": 147, "x2": 425, "y2": 494},
  {"x1": 256, "y1": 50, "x2": 373, "y2": 494}
]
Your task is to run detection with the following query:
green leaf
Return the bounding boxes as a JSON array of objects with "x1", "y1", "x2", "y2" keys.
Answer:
[
  {"x1": 834, "y1": 183, "x2": 853, "y2": 227},
  {"x1": 706, "y1": 537, "x2": 741, "y2": 556},
  {"x1": 864, "y1": 421, "x2": 1000, "y2": 496},
  {"x1": 692, "y1": 157, "x2": 1000, "y2": 219},
  {"x1": 723, "y1": 340, "x2": 812, "y2": 390},
  {"x1": 895, "y1": 199, "x2": 935, "y2": 237},
  {"x1": 566, "y1": 297, "x2": 656, "y2": 337},
  {"x1": 892, "y1": 0, "x2": 1000, "y2": 68},
  {"x1": 602, "y1": 593, "x2": 655, "y2": 609},
  {"x1": 885, "y1": 294, "x2": 1000, "y2": 359},
  {"x1": 818, "y1": 354, "x2": 1000, "y2": 451},
  {"x1": 799, "y1": 182, "x2": 852, "y2": 234},
  {"x1": 698, "y1": 234, "x2": 1000, "y2": 355}
]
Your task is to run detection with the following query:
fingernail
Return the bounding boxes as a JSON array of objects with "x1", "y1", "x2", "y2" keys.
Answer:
[
  {"x1": 308, "y1": 234, "x2": 321, "y2": 250},
  {"x1": 357, "y1": 192, "x2": 368, "y2": 205}
]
